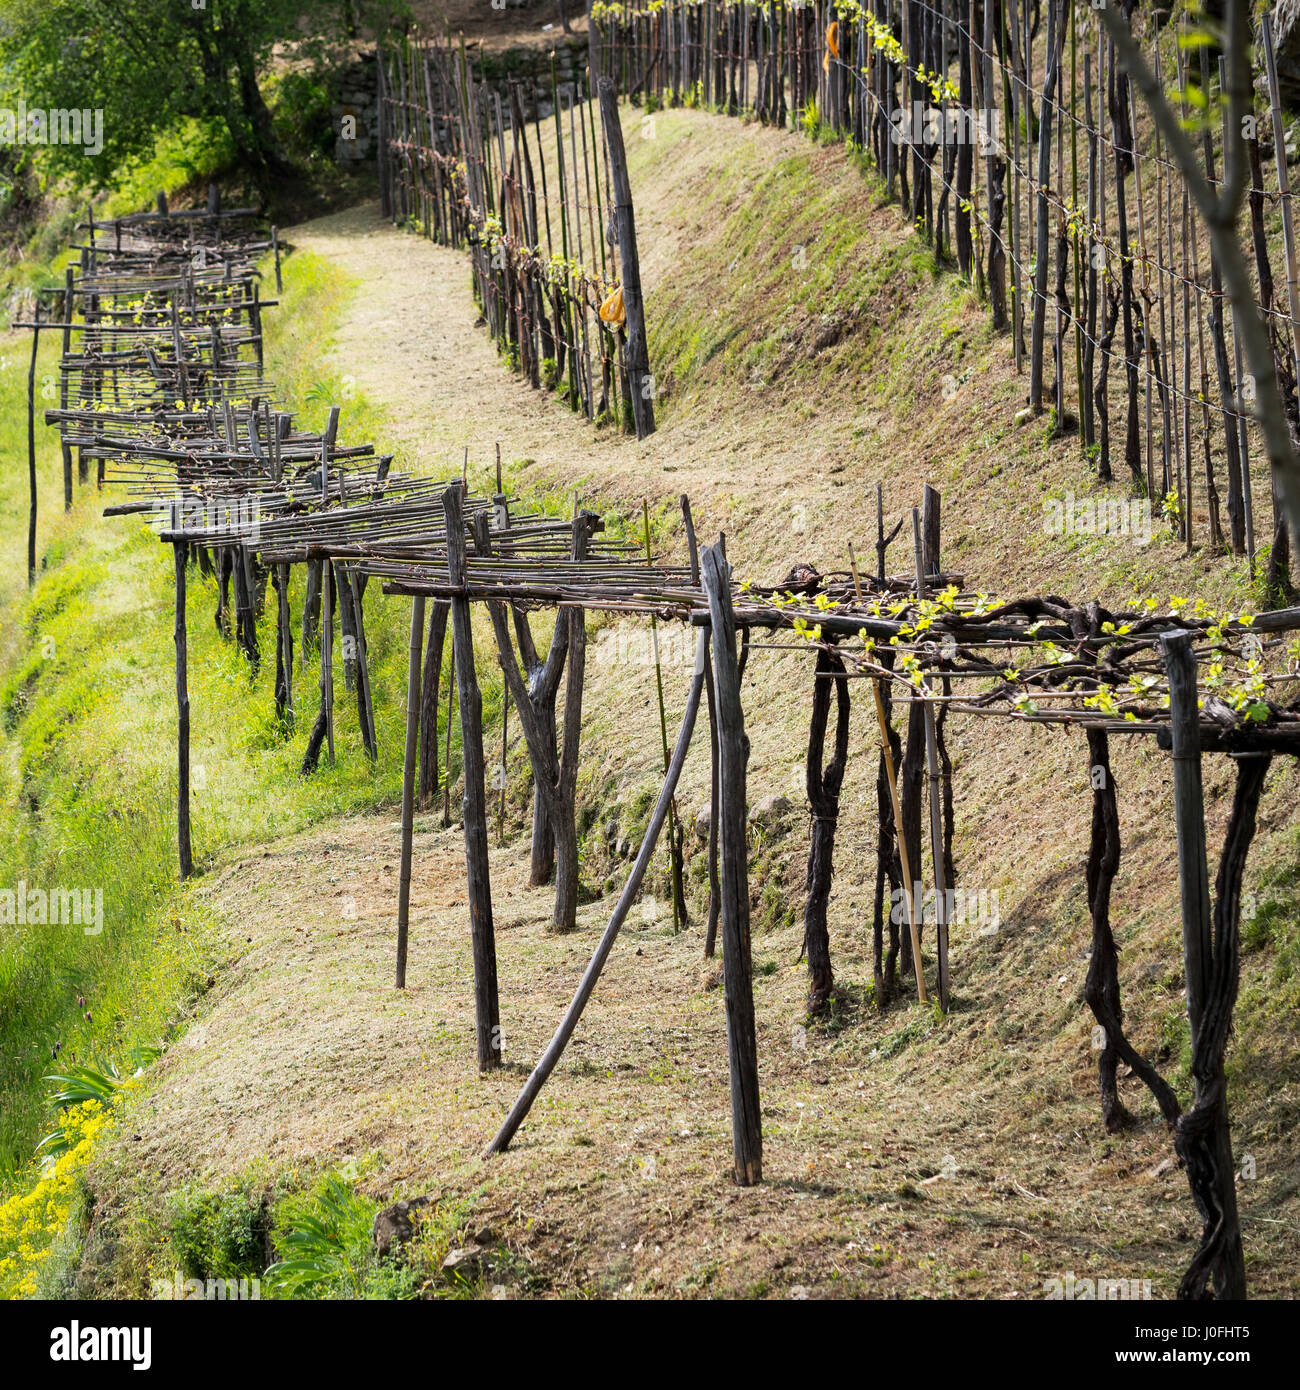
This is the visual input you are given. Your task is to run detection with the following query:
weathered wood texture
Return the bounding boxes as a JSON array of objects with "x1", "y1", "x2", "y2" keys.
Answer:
[
  {"x1": 701, "y1": 541, "x2": 762, "y2": 1185},
  {"x1": 444, "y1": 484, "x2": 501, "y2": 1070}
]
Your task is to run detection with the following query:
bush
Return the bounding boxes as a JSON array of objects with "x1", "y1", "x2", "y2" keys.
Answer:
[
  {"x1": 166, "y1": 1184, "x2": 268, "y2": 1282},
  {"x1": 271, "y1": 71, "x2": 336, "y2": 165}
]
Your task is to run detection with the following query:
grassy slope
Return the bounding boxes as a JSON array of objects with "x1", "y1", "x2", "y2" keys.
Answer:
[
  {"x1": 4, "y1": 105, "x2": 1297, "y2": 1297},
  {"x1": 0, "y1": 249, "x2": 511, "y2": 1185}
]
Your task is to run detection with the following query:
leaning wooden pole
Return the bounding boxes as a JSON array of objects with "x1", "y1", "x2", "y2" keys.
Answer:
[
  {"x1": 702, "y1": 541, "x2": 762, "y2": 1186},
  {"x1": 396, "y1": 594, "x2": 426, "y2": 989},
  {"x1": 485, "y1": 627, "x2": 709, "y2": 1157},
  {"x1": 443, "y1": 484, "x2": 501, "y2": 1071}
]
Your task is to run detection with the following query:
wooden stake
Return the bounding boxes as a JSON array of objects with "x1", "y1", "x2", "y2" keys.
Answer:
[
  {"x1": 913, "y1": 508, "x2": 949, "y2": 1010},
  {"x1": 26, "y1": 305, "x2": 39, "y2": 586},
  {"x1": 396, "y1": 594, "x2": 426, "y2": 988},
  {"x1": 701, "y1": 541, "x2": 762, "y2": 1185},
  {"x1": 443, "y1": 483, "x2": 501, "y2": 1071},
  {"x1": 173, "y1": 520, "x2": 193, "y2": 880},
  {"x1": 597, "y1": 77, "x2": 656, "y2": 437},
  {"x1": 60, "y1": 267, "x2": 74, "y2": 511}
]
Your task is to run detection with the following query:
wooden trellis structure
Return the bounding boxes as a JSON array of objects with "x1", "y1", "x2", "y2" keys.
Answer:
[
  {"x1": 377, "y1": 33, "x2": 656, "y2": 438},
  {"x1": 30, "y1": 190, "x2": 1300, "y2": 1300},
  {"x1": 358, "y1": 466, "x2": 1300, "y2": 1299},
  {"x1": 589, "y1": 0, "x2": 1300, "y2": 588}
]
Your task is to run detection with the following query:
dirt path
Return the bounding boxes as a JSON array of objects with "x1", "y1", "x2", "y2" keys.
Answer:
[
  {"x1": 290, "y1": 202, "x2": 614, "y2": 479},
  {"x1": 285, "y1": 120, "x2": 898, "y2": 541}
]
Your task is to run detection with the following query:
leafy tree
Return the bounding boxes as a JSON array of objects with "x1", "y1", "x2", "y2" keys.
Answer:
[{"x1": 0, "y1": 0, "x2": 381, "y2": 190}]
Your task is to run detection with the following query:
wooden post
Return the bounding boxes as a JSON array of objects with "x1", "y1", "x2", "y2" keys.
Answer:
[
  {"x1": 597, "y1": 76, "x2": 656, "y2": 438},
  {"x1": 173, "y1": 514, "x2": 193, "y2": 880},
  {"x1": 320, "y1": 405, "x2": 340, "y2": 504},
  {"x1": 60, "y1": 267, "x2": 74, "y2": 511},
  {"x1": 1028, "y1": 0, "x2": 1063, "y2": 413},
  {"x1": 378, "y1": 52, "x2": 391, "y2": 220},
  {"x1": 418, "y1": 601, "x2": 449, "y2": 811},
  {"x1": 1161, "y1": 629, "x2": 1251, "y2": 1301},
  {"x1": 396, "y1": 595, "x2": 426, "y2": 989},
  {"x1": 1161, "y1": 631, "x2": 1212, "y2": 1032},
  {"x1": 1262, "y1": 13, "x2": 1300, "y2": 402},
  {"x1": 26, "y1": 305, "x2": 39, "y2": 586},
  {"x1": 701, "y1": 541, "x2": 762, "y2": 1186},
  {"x1": 348, "y1": 569, "x2": 378, "y2": 760},
  {"x1": 302, "y1": 559, "x2": 322, "y2": 662},
  {"x1": 913, "y1": 509, "x2": 949, "y2": 1010},
  {"x1": 682, "y1": 496, "x2": 721, "y2": 960},
  {"x1": 274, "y1": 563, "x2": 293, "y2": 722},
  {"x1": 322, "y1": 561, "x2": 335, "y2": 763},
  {"x1": 443, "y1": 627, "x2": 456, "y2": 827},
  {"x1": 443, "y1": 484, "x2": 501, "y2": 1071},
  {"x1": 300, "y1": 559, "x2": 336, "y2": 775},
  {"x1": 272, "y1": 226, "x2": 283, "y2": 295},
  {"x1": 643, "y1": 499, "x2": 684, "y2": 929},
  {"x1": 802, "y1": 645, "x2": 850, "y2": 1014}
]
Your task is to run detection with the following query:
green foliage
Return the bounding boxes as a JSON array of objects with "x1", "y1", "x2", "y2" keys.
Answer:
[
  {"x1": 1242, "y1": 830, "x2": 1300, "y2": 986},
  {"x1": 101, "y1": 120, "x2": 236, "y2": 220},
  {"x1": 37, "y1": 1051, "x2": 155, "y2": 1160},
  {"x1": 167, "y1": 1182, "x2": 268, "y2": 1283},
  {"x1": 0, "y1": 1, "x2": 396, "y2": 190},
  {"x1": 264, "y1": 1173, "x2": 381, "y2": 1299},
  {"x1": 269, "y1": 69, "x2": 336, "y2": 166}
]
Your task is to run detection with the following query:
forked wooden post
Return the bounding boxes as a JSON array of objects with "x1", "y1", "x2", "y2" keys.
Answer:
[
  {"x1": 396, "y1": 594, "x2": 426, "y2": 989},
  {"x1": 701, "y1": 541, "x2": 762, "y2": 1185},
  {"x1": 443, "y1": 484, "x2": 501, "y2": 1070}
]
